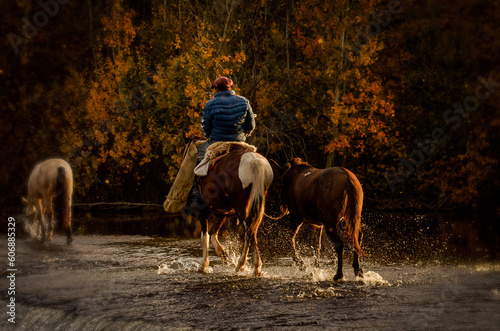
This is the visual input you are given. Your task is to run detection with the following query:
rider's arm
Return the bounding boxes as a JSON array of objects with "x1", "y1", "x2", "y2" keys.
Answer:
[
  {"x1": 202, "y1": 103, "x2": 213, "y2": 139},
  {"x1": 243, "y1": 101, "x2": 256, "y2": 136}
]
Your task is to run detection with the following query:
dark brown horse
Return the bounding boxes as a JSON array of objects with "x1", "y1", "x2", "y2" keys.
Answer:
[
  {"x1": 271, "y1": 158, "x2": 365, "y2": 281},
  {"x1": 185, "y1": 142, "x2": 273, "y2": 276}
]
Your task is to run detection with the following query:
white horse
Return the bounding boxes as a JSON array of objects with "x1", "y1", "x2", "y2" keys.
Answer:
[{"x1": 23, "y1": 159, "x2": 73, "y2": 244}]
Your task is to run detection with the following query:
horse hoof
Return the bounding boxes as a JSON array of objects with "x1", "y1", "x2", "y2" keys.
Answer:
[
  {"x1": 197, "y1": 265, "x2": 209, "y2": 273},
  {"x1": 254, "y1": 271, "x2": 263, "y2": 277},
  {"x1": 355, "y1": 268, "x2": 364, "y2": 278},
  {"x1": 220, "y1": 251, "x2": 229, "y2": 264},
  {"x1": 333, "y1": 273, "x2": 344, "y2": 281}
]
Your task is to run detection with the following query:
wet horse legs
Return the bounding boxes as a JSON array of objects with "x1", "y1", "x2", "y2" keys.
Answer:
[
  {"x1": 352, "y1": 230, "x2": 364, "y2": 278},
  {"x1": 291, "y1": 222, "x2": 305, "y2": 269},
  {"x1": 198, "y1": 212, "x2": 229, "y2": 273},
  {"x1": 251, "y1": 232, "x2": 262, "y2": 276},
  {"x1": 45, "y1": 198, "x2": 54, "y2": 241},
  {"x1": 210, "y1": 215, "x2": 228, "y2": 263},
  {"x1": 292, "y1": 221, "x2": 323, "y2": 270},
  {"x1": 326, "y1": 226, "x2": 344, "y2": 281},
  {"x1": 34, "y1": 199, "x2": 47, "y2": 242},
  {"x1": 198, "y1": 209, "x2": 211, "y2": 273},
  {"x1": 236, "y1": 221, "x2": 251, "y2": 272},
  {"x1": 236, "y1": 222, "x2": 262, "y2": 277},
  {"x1": 312, "y1": 225, "x2": 323, "y2": 268}
]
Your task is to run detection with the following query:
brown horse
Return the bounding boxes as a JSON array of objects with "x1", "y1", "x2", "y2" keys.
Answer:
[
  {"x1": 271, "y1": 158, "x2": 365, "y2": 281},
  {"x1": 185, "y1": 142, "x2": 273, "y2": 276},
  {"x1": 23, "y1": 158, "x2": 73, "y2": 244}
]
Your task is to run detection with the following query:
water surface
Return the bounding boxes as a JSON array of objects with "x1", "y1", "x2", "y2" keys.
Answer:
[{"x1": 0, "y1": 211, "x2": 498, "y2": 330}]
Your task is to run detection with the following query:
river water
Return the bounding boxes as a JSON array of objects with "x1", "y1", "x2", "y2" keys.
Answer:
[{"x1": 0, "y1": 211, "x2": 499, "y2": 330}]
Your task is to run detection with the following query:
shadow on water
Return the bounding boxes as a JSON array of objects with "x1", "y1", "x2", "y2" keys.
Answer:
[{"x1": 73, "y1": 211, "x2": 191, "y2": 237}]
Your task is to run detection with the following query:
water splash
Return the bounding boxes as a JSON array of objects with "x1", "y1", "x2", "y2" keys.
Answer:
[
  {"x1": 357, "y1": 270, "x2": 388, "y2": 286},
  {"x1": 313, "y1": 287, "x2": 342, "y2": 298},
  {"x1": 22, "y1": 217, "x2": 40, "y2": 239},
  {"x1": 157, "y1": 258, "x2": 212, "y2": 274},
  {"x1": 475, "y1": 264, "x2": 500, "y2": 272}
]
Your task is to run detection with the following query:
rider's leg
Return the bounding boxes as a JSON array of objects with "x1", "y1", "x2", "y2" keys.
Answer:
[{"x1": 185, "y1": 140, "x2": 210, "y2": 214}]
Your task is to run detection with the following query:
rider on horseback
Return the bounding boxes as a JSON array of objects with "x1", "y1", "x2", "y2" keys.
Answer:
[
  {"x1": 186, "y1": 76, "x2": 256, "y2": 212},
  {"x1": 197, "y1": 76, "x2": 255, "y2": 162}
]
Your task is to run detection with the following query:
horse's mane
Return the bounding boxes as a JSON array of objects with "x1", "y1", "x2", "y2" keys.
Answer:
[{"x1": 286, "y1": 157, "x2": 310, "y2": 169}]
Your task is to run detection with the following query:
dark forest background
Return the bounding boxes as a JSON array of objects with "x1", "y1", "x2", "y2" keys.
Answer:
[{"x1": 1, "y1": 0, "x2": 499, "y2": 213}]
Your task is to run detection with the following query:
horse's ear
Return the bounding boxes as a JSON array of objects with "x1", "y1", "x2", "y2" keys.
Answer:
[{"x1": 270, "y1": 159, "x2": 284, "y2": 176}]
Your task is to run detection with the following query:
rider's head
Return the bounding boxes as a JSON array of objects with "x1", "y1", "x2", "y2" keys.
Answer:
[{"x1": 211, "y1": 76, "x2": 233, "y2": 92}]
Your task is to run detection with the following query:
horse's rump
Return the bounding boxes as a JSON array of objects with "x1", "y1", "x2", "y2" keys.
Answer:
[
  {"x1": 238, "y1": 152, "x2": 273, "y2": 225},
  {"x1": 25, "y1": 158, "x2": 73, "y2": 243},
  {"x1": 194, "y1": 148, "x2": 273, "y2": 276},
  {"x1": 283, "y1": 164, "x2": 364, "y2": 255},
  {"x1": 340, "y1": 167, "x2": 364, "y2": 255},
  {"x1": 199, "y1": 149, "x2": 256, "y2": 213},
  {"x1": 54, "y1": 166, "x2": 71, "y2": 230}
]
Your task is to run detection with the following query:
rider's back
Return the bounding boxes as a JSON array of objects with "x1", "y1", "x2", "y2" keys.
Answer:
[{"x1": 202, "y1": 90, "x2": 255, "y2": 142}]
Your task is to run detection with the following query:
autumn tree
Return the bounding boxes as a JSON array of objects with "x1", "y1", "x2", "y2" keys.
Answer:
[{"x1": 285, "y1": 0, "x2": 401, "y2": 193}]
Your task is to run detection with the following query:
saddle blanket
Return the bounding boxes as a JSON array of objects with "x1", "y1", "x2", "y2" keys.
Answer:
[{"x1": 194, "y1": 141, "x2": 257, "y2": 176}]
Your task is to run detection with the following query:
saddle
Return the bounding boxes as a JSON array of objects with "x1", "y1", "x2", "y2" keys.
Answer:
[{"x1": 194, "y1": 141, "x2": 257, "y2": 176}]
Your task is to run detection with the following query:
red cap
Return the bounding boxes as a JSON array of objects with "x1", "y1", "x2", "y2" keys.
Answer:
[{"x1": 211, "y1": 76, "x2": 233, "y2": 90}]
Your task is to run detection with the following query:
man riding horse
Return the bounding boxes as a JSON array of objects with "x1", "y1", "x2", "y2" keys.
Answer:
[
  {"x1": 173, "y1": 77, "x2": 271, "y2": 276},
  {"x1": 185, "y1": 76, "x2": 256, "y2": 211}
]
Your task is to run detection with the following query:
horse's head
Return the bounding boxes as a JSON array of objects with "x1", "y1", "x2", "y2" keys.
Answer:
[
  {"x1": 270, "y1": 158, "x2": 312, "y2": 214},
  {"x1": 270, "y1": 160, "x2": 291, "y2": 214},
  {"x1": 287, "y1": 157, "x2": 309, "y2": 168}
]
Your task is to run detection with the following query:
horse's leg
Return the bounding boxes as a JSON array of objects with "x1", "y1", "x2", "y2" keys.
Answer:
[
  {"x1": 45, "y1": 198, "x2": 54, "y2": 242},
  {"x1": 65, "y1": 197, "x2": 73, "y2": 244},
  {"x1": 236, "y1": 221, "x2": 251, "y2": 272},
  {"x1": 251, "y1": 230, "x2": 262, "y2": 277},
  {"x1": 353, "y1": 230, "x2": 364, "y2": 278},
  {"x1": 33, "y1": 199, "x2": 42, "y2": 240},
  {"x1": 210, "y1": 215, "x2": 228, "y2": 264},
  {"x1": 35, "y1": 199, "x2": 47, "y2": 242},
  {"x1": 292, "y1": 221, "x2": 306, "y2": 270},
  {"x1": 198, "y1": 210, "x2": 211, "y2": 273},
  {"x1": 313, "y1": 225, "x2": 323, "y2": 268},
  {"x1": 325, "y1": 220, "x2": 344, "y2": 281},
  {"x1": 234, "y1": 194, "x2": 264, "y2": 276}
]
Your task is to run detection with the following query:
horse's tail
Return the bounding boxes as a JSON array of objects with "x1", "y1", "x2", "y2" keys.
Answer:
[
  {"x1": 239, "y1": 153, "x2": 273, "y2": 229},
  {"x1": 342, "y1": 168, "x2": 366, "y2": 257},
  {"x1": 55, "y1": 166, "x2": 71, "y2": 233}
]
